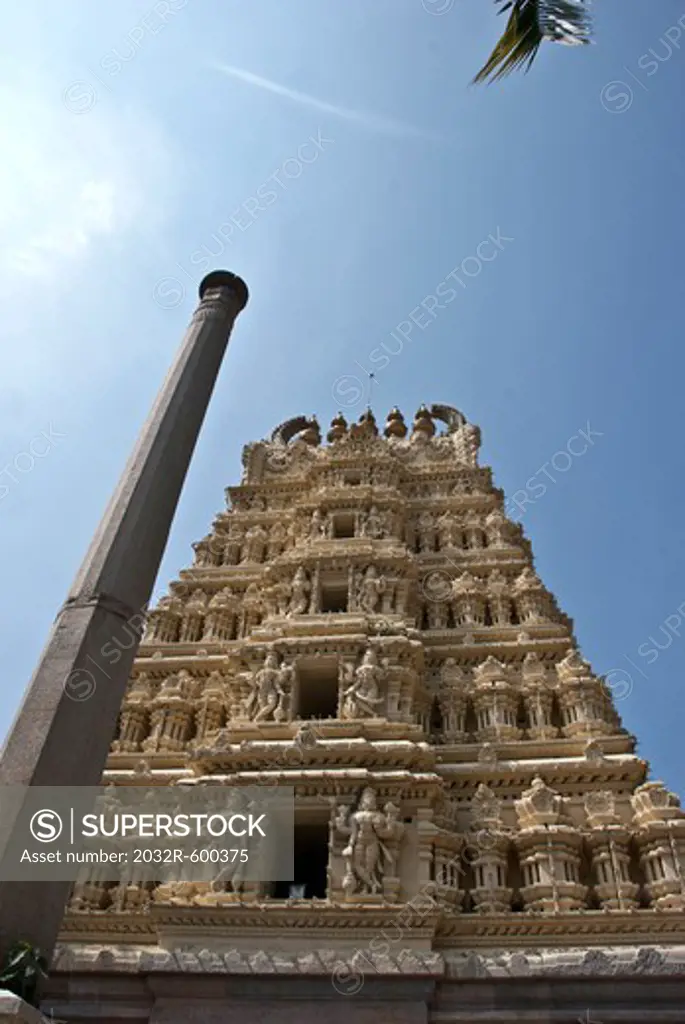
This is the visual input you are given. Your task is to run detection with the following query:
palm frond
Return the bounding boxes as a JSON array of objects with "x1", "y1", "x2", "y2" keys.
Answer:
[{"x1": 474, "y1": 0, "x2": 592, "y2": 85}]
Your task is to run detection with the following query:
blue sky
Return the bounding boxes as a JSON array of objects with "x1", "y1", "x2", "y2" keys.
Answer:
[{"x1": 1, "y1": 0, "x2": 684, "y2": 792}]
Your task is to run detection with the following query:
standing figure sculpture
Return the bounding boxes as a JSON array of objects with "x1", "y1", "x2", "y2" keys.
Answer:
[
  {"x1": 309, "y1": 508, "x2": 328, "y2": 540},
  {"x1": 289, "y1": 567, "x2": 311, "y2": 615},
  {"x1": 361, "y1": 506, "x2": 386, "y2": 540},
  {"x1": 334, "y1": 788, "x2": 404, "y2": 896},
  {"x1": 243, "y1": 524, "x2": 267, "y2": 563},
  {"x1": 268, "y1": 521, "x2": 287, "y2": 559},
  {"x1": 340, "y1": 647, "x2": 385, "y2": 719},
  {"x1": 357, "y1": 565, "x2": 386, "y2": 614},
  {"x1": 224, "y1": 522, "x2": 245, "y2": 565},
  {"x1": 417, "y1": 511, "x2": 437, "y2": 553},
  {"x1": 244, "y1": 652, "x2": 291, "y2": 723}
]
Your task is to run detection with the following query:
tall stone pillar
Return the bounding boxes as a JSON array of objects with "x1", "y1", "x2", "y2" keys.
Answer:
[{"x1": 0, "y1": 270, "x2": 248, "y2": 960}]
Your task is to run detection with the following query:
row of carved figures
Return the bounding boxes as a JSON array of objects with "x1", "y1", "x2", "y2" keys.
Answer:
[
  {"x1": 113, "y1": 648, "x2": 620, "y2": 753},
  {"x1": 234, "y1": 469, "x2": 491, "y2": 503},
  {"x1": 143, "y1": 567, "x2": 560, "y2": 646},
  {"x1": 144, "y1": 567, "x2": 408, "y2": 645},
  {"x1": 113, "y1": 646, "x2": 394, "y2": 751},
  {"x1": 67, "y1": 780, "x2": 685, "y2": 915},
  {"x1": 191, "y1": 507, "x2": 520, "y2": 567}
]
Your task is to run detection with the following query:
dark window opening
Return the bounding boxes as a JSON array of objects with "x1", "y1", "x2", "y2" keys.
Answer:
[
  {"x1": 331, "y1": 513, "x2": 355, "y2": 539},
  {"x1": 550, "y1": 693, "x2": 564, "y2": 730},
  {"x1": 463, "y1": 699, "x2": 478, "y2": 736},
  {"x1": 320, "y1": 582, "x2": 348, "y2": 613},
  {"x1": 296, "y1": 663, "x2": 339, "y2": 719},
  {"x1": 271, "y1": 822, "x2": 329, "y2": 899},
  {"x1": 516, "y1": 696, "x2": 528, "y2": 731},
  {"x1": 429, "y1": 696, "x2": 443, "y2": 736},
  {"x1": 344, "y1": 471, "x2": 362, "y2": 486}
]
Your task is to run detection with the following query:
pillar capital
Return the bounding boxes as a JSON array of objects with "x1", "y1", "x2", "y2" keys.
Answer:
[{"x1": 199, "y1": 270, "x2": 249, "y2": 310}]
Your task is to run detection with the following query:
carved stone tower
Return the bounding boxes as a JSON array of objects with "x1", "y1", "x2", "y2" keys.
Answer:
[{"x1": 48, "y1": 404, "x2": 685, "y2": 1023}]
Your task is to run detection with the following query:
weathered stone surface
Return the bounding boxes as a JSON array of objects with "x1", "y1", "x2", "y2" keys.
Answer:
[{"x1": 0, "y1": 991, "x2": 47, "y2": 1023}]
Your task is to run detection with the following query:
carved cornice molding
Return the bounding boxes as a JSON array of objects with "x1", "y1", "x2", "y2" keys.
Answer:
[
  {"x1": 52, "y1": 942, "x2": 444, "y2": 977},
  {"x1": 437, "y1": 910, "x2": 685, "y2": 944},
  {"x1": 442, "y1": 943, "x2": 685, "y2": 978}
]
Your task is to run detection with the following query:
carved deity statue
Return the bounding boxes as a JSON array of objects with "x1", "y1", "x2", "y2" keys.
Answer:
[
  {"x1": 334, "y1": 788, "x2": 404, "y2": 895},
  {"x1": 179, "y1": 589, "x2": 207, "y2": 642},
  {"x1": 285, "y1": 519, "x2": 299, "y2": 550},
  {"x1": 203, "y1": 586, "x2": 238, "y2": 642},
  {"x1": 361, "y1": 505, "x2": 386, "y2": 540},
  {"x1": 271, "y1": 577, "x2": 292, "y2": 616},
  {"x1": 437, "y1": 510, "x2": 458, "y2": 550},
  {"x1": 268, "y1": 521, "x2": 287, "y2": 558},
  {"x1": 357, "y1": 565, "x2": 386, "y2": 614},
  {"x1": 224, "y1": 521, "x2": 245, "y2": 565},
  {"x1": 340, "y1": 647, "x2": 385, "y2": 719},
  {"x1": 417, "y1": 511, "x2": 436, "y2": 553},
  {"x1": 289, "y1": 567, "x2": 311, "y2": 615},
  {"x1": 243, "y1": 524, "x2": 267, "y2": 563},
  {"x1": 309, "y1": 508, "x2": 328, "y2": 540},
  {"x1": 243, "y1": 652, "x2": 293, "y2": 723},
  {"x1": 193, "y1": 533, "x2": 221, "y2": 567}
]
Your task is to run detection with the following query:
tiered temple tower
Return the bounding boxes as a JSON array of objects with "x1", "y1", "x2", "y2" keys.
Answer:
[{"x1": 48, "y1": 404, "x2": 685, "y2": 1023}]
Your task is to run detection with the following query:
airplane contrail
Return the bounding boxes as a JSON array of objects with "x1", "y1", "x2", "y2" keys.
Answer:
[{"x1": 210, "y1": 61, "x2": 441, "y2": 142}]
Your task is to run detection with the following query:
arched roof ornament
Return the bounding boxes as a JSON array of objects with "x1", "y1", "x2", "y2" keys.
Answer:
[
  {"x1": 429, "y1": 404, "x2": 467, "y2": 433},
  {"x1": 270, "y1": 415, "x2": 320, "y2": 446}
]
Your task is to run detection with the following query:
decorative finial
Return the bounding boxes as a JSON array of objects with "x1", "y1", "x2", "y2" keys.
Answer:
[
  {"x1": 411, "y1": 404, "x2": 435, "y2": 440},
  {"x1": 327, "y1": 411, "x2": 348, "y2": 443},
  {"x1": 384, "y1": 407, "x2": 407, "y2": 439}
]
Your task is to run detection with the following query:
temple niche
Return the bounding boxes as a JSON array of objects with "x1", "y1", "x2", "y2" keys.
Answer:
[{"x1": 61, "y1": 403, "x2": 685, "y2": 1017}]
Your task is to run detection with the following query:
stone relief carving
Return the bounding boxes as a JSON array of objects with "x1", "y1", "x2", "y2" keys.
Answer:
[
  {"x1": 340, "y1": 647, "x2": 386, "y2": 719},
  {"x1": 334, "y1": 788, "x2": 404, "y2": 896},
  {"x1": 243, "y1": 651, "x2": 294, "y2": 723},
  {"x1": 357, "y1": 565, "x2": 386, "y2": 613},
  {"x1": 289, "y1": 567, "x2": 311, "y2": 615}
]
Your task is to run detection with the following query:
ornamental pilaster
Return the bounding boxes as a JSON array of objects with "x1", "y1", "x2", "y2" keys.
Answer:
[
  {"x1": 514, "y1": 777, "x2": 587, "y2": 913},
  {"x1": 467, "y1": 784, "x2": 513, "y2": 914},
  {"x1": 584, "y1": 790, "x2": 639, "y2": 910},
  {"x1": 555, "y1": 649, "x2": 617, "y2": 738},
  {"x1": 143, "y1": 671, "x2": 195, "y2": 752},
  {"x1": 512, "y1": 567, "x2": 553, "y2": 624},
  {"x1": 631, "y1": 781, "x2": 685, "y2": 910},
  {"x1": 451, "y1": 571, "x2": 486, "y2": 627},
  {"x1": 463, "y1": 510, "x2": 485, "y2": 549},
  {"x1": 112, "y1": 673, "x2": 152, "y2": 752},
  {"x1": 487, "y1": 569, "x2": 513, "y2": 625},
  {"x1": 438, "y1": 658, "x2": 469, "y2": 742},
  {"x1": 472, "y1": 656, "x2": 522, "y2": 742},
  {"x1": 179, "y1": 589, "x2": 207, "y2": 642},
  {"x1": 193, "y1": 670, "x2": 227, "y2": 740},
  {"x1": 202, "y1": 586, "x2": 239, "y2": 641},
  {"x1": 144, "y1": 594, "x2": 184, "y2": 642},
  {"x1": 521, "y1": 652, "x2": 558, "y2": 740}
]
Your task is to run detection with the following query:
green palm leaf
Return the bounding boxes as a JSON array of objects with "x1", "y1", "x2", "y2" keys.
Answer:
[{"x1": 474, "y1": 0, "x2": 592, "y2": 84}]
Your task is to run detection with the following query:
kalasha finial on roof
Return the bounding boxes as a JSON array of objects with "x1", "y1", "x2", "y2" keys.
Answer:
[
  {"x1": 384, "y1": 407, "x2": 407, "y2": 439},
  {"x1": 411, "y1": 404, "x2": 435, "y2": 440},
  {"x1": 327, "y1": 411, "x2": 348, "y2": 443},
  {"x1": 349, "y1": 408, "x2": 378, "y2": 439}
]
